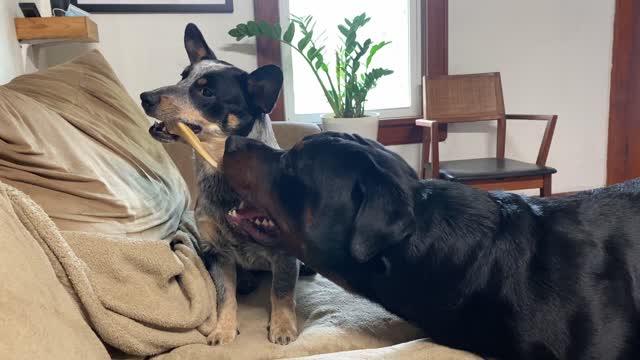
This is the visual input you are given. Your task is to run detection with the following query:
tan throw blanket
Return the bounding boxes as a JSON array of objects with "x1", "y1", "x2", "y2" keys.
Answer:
[
  {"x1": 0, "y1": 181, "x2": 109, "y2": 360},
  {"x1": 0, "y1": 50, "x2": 217, "y2": 356},
  {"x1": 0, "y1": 180, "x2": 217, "y2": 357},
  {"x1": 0, "y1": 50, "x2": 190, "y2": 239}
]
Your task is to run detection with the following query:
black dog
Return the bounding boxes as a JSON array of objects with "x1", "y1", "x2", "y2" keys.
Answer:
[{"x1": 220, "y1": 131, "x2": 640, "y2": 359}]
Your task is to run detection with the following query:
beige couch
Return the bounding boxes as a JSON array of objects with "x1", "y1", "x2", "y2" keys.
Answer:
[{"x1": 0, "y1": 50, "x2": 480, "y2": 360}]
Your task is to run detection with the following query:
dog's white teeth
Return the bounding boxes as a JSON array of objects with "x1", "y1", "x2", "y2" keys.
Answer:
[
  {"x1": 238, "y1": 201, "x2": 245, "y2": 209},
  {"x1": 228, "y1": 209, "x2": 237, "y2": 216},
  {"x1": 261, "y1": 219, "x2": 269, "y2": 226},
  {"x1": 266, "y1": 220, "x2": 274, "y2": 227},
  {"x1": 254, "y1": 219, "x2": 261, "y2": 226}
]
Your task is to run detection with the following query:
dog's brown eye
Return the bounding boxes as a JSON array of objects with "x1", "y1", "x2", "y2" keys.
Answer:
[{"x1": 201, "y1": 87, "x2": 214, "y2": 97}]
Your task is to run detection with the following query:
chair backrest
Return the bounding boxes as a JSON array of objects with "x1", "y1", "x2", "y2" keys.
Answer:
[{"x1": 424, "y1": 72, "x2": 505, "y2": 122}]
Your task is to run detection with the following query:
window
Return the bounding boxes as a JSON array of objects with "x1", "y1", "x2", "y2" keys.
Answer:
[{"x1": 279, "y1": 0, "x2": 422, "y2": 122}]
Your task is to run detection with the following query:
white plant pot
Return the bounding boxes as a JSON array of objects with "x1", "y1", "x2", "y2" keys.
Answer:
[{"x1": 321, "y1": 113, "x2": 379, "y2": 141}]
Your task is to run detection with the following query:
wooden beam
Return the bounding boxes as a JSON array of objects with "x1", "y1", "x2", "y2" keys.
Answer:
[
  {"x1": 607, "y1": 0, "x2": 640, "y2": 184},
  {"x1": 425, "y1": 0, "x2": 448, "y2": 77},
  {"x1": 254, "y1": 0, "x2": 286, "y2": 121}
]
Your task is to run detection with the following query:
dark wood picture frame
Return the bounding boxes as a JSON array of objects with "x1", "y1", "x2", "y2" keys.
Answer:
[{"x1": 70, "y1": 0, "x2": 233, "y2": 13}]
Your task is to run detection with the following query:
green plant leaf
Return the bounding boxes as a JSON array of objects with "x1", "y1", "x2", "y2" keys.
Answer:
[
  {"x1": 315, "y1": 54, "x2": 324, "y2": 70},
  {"x1": 345, "y1": 34, "x2": 356, "y2": 54},
  {"x1": 338, "y1": 24, "x2": 349, "y2": 36},
  {"x1": 283, "y1": 22, "x2": 295, "y2": 43},
  {"x1": 258, "y1": 21, "x2": 274, "y2": 37},
  {"x1": 228, "y1": 28, "x2": 242, "y2": 39},
  {"x1": 361, "y1": 15, "x2": 371, "y2": 26},
  {"x1": 274, "y1": 23, "x2": 282, "y2": 39},
  {"x1": 247, "y1": 21, "x2": 260, "y2": 35},
  {"x1": 298, "y1": 32, "x2": 312, "y2": 51},
  {"x1": 237, "y1": 23, "x2": 249, "y2": 35},
  {"x1": 358, "y1": 39, "x2": 372, "y2": 58},
  {"x1": 307, "y1": 46, "x2": 318, "y2": 60},
  {"x1": 366, "y1": 41, "x2": 391, "y2": 67}
]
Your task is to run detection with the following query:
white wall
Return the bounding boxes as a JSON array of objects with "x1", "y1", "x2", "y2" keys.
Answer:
[
  {"x1": 0, "y1": 0, "x2": 53, "y2": 84},
  {"x1": 41, "y1": 1, "x2": 256, "y2": 101},
  {"x1": 444, "y1": 0, "x2": 615, "y2": 193},
  {"x1": 0, "y1": 1, "x2": 25, "y2": 84}
]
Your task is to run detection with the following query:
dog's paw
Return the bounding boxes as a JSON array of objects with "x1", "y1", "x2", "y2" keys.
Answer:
[
  {"x1": 208, "y1": 327, "x2": 240, "y2": 346},
  {"x1": 268, "y1": 316, "x2": 298, "y2": 345}
]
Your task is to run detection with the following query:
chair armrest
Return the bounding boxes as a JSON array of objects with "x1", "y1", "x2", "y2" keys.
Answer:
[
  {"x1": 506, "y1": 114, "x2": 558, "y2": 166},
  {"x1": 415, "y1": 119, "x2": 439, "y2": 127},
  {"x1": 415, "y1": 119, "x2": 441, "y2": 178},
  {"x1": 506, "y1": 114, "x2": 556, "y2": 121}
]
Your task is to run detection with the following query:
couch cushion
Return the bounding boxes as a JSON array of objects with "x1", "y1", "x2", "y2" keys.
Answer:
[
  {"x1": 272, "y1": 121, "x2": 322, "y2": 149},
  {"x1": 0, "y1": 50, "x2": 189, "y2": 239}
]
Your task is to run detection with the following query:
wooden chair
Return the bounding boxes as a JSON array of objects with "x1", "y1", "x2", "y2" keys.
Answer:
[{"x1": 415, "y1": 73, "x2": 558, "y2": 196}]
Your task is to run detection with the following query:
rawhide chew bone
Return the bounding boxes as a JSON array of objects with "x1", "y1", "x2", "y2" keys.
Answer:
[{"x1": 168, "y1": 122, "x2": 218, "y2": 168}]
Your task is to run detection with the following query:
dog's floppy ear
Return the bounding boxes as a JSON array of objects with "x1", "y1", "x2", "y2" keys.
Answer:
[
  {"x1": 351, "y1": 156, "x2": 415, "y2": 263},
  {"x1": 247, "y1": 64, "x2": 283, "y2": 114},
  {"x1": 184, "y1": 23, "x2": 217, "y2": 64}
]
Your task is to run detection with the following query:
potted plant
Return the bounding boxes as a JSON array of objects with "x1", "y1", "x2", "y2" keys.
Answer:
[{"x1": 229, "y1": 13, "x2": 393, "y2": 139}]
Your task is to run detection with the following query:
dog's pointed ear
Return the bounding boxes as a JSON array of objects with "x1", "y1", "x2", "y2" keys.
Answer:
[
  {"x1": 247, "y1": 64, "x2": 283, "y2": 114},
  {"x1": 351, "y1": 157, "x2": 415, "y2": 263},
  {"x1": 184, "y1": 23, "x2": 217, "y2": 64}
]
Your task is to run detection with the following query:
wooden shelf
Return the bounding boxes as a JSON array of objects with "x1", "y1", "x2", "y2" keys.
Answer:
[{"x1": 15, "y1": 17, "x2": 99, "y2": 44}]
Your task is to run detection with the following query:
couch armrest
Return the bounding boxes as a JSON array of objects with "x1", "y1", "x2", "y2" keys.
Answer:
[{"x1": 272, "y1": 121, "x2": 322, "y2": 149}]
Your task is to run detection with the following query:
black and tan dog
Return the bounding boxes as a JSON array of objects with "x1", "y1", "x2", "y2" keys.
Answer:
[
  {"x1": 221, "y1": 132, "x2": 640, "y2": 359},
  {"x1": 140, "y1": 24, "x2": 303, "y2": 345}
]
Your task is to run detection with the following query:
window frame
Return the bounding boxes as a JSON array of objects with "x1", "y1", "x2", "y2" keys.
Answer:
[
  {"x1": 279, "y1": 0, "x2": 423, "y2": 122},
  {"x1": 253, "y1": 0, "x2": 449, "y2": 145}
]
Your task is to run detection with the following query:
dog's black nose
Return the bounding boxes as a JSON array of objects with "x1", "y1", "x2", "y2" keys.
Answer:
[
  {"x1": 225, "y1": 136, "x2": 249, "y2": 154},
  {"x1": 140, "y1": 91, "x2": 160, "y2": 110}
]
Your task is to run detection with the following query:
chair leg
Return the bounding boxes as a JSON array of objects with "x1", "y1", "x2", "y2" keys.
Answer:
[
  {"x1": 421, "y1": 129, "x2": 431, "y2": 179},
  {"x1": 497, "y1": 117, "x2": 506, "y2": 159},
  {"x1": 540, "y1": 175, "x2": 552, "y2": 197}
]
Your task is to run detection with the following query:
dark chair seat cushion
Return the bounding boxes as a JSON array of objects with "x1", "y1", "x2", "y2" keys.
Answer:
[{"x1": 435, "y1": 158, "x2": 557, "y2": 181}]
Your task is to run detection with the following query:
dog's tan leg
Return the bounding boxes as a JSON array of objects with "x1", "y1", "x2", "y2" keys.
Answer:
[
  {"x1": 197, "y1": 214, "x2": 240, "y2": 346},
  {"x1": 208, "y1": 258, "x2": 239, "y2": 346},
  {"x1": 268, "y1": 255, "x2": 299, "y2": 345}
]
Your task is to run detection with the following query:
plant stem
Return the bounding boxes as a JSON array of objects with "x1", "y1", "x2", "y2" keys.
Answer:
[{"x1": 283, "y1": 40, "x2": 340, "y2": 116}]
